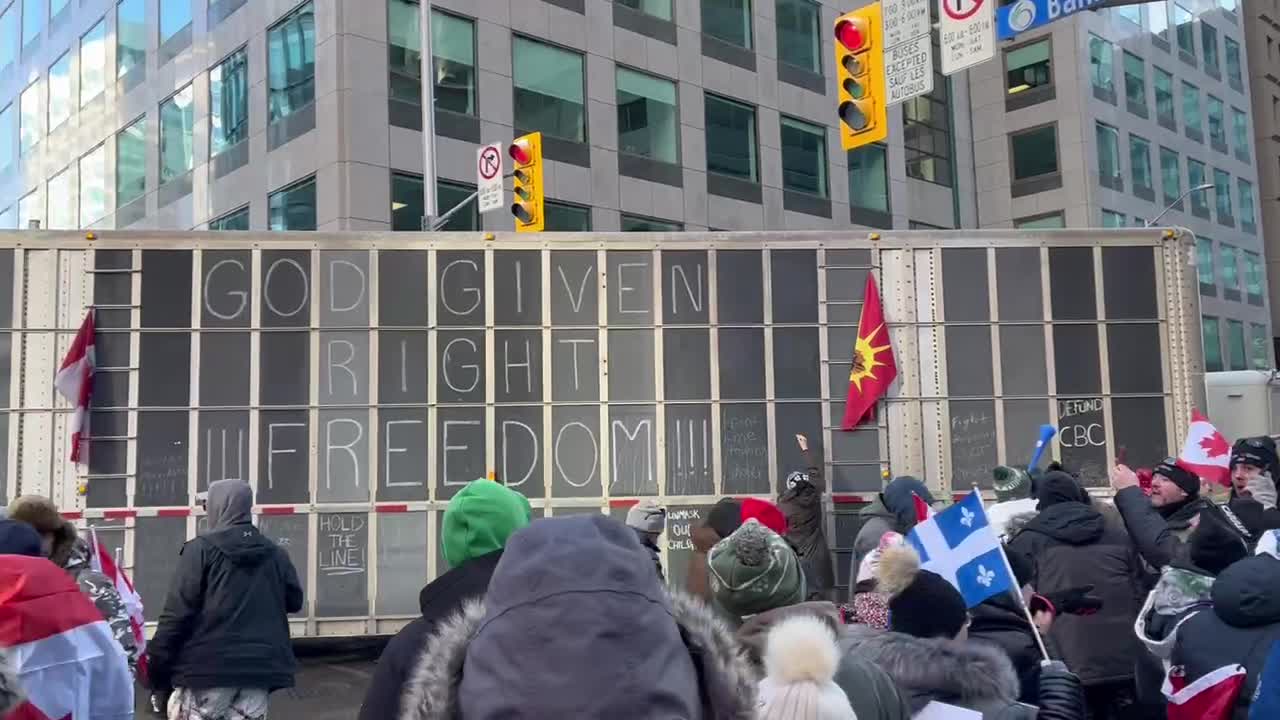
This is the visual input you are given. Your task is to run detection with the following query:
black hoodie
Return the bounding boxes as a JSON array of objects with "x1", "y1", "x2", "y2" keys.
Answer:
[
  {"x1": 147, "y1": 521, "x2": 304, "y2": 692},
  {"x1": 1174, "y1": 554, "x2": 1280, "y2": 719},
  {"x1": 1006, "y1": 501, "x2": 1146, "y2": 686}
]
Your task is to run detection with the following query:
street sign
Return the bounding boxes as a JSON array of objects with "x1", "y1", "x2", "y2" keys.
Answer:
[
  {"x1": 996, "y1": 0, "x2": 1104, "y2": 41},
  {"x1": 883, "y1": 0, "x2": 934, "y2": 105},
  {"x1": 476, "y1": 143, "x2": 503, "y2": 214},
  {"x1": 938, "y1": 0, "x2": 995, "y2": 75}
]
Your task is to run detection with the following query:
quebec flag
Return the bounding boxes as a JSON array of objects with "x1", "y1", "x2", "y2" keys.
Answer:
[{"x1": 906, "y1": 490, "x2": 1014, "y2": 608}]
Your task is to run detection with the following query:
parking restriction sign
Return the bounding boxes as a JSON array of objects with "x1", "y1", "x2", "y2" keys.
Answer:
[
  {"x1": 883, "y1": 0, "x2": 933, "y2": 105},
  {"x1": 938, "y1": 0, "x2": 995, "y2": 75}
]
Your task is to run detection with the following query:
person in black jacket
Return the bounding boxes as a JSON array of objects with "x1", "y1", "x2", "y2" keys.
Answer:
[
  {"x1": 779, "y1": 434, "x2": 835, "y2": 600},
  {"x1": 148, "y1": 479, "x2": 303, "y2": 720},
  {"x1": 1006, "y1": 470, "x2": 1146, "y2": 720},
  {"x1": 1172, "y1": 553, "x2": 1280, "y2": 720},
  {"x1": 357, "y1": 479, "x2": 531, "y2": 720},
  {"x1": 1111, "y1": 461, "x2": 1213, "y2": 576},
  {"x1": 1226, "y1": 438, "x2": 1280, "y2": 534}
]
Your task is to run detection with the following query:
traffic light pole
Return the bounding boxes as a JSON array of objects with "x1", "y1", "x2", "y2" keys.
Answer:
[{"x1": 419, "y1": 0, "x2": 440, "y2": 228}]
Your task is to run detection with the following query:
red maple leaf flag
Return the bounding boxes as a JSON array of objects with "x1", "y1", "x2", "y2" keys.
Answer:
[
  {"x1": 842, "y1": 274, "x2": 897, "y2": 430},
  {"x1": 53, "y1": 310, "x2": 95, "y2": 464},
  {"x1": 1177, "y1": 409, "x2": 1232, "y2": 488}
]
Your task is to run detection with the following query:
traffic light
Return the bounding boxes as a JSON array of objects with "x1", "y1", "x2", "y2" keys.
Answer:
[
  {"x1": 509, "y1": 132, "x2": 544, "y2": 233},
  {"x1": 835, "y1": 6, "x2": 886, "y2": 151}
]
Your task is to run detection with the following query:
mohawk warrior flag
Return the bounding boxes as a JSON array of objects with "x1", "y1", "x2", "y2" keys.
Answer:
[
  {"x1": 841, "y1": 273, "x2": 897, "y2": 430},
  {"x1": 54, "y1": 310, "x2": 95, "y2": 464},
  {"x1": 1177, "y1": 409, "x2": 1232, "y2": 488}
]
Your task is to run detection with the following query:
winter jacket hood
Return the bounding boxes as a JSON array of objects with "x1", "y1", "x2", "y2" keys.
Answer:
[
  {"x1": 1210, "y1": 554, "x2": 1280, "y2": 628},
  {"x1": 440, "y1": 479, "x2": 531, "y2": 568},
  {"x1": 206, "y1": 479, "x2": 252, "y2": 532},
  {"x1": 882, "y1": 476, "x2": 934, "y2": 530},
  {"x1": 1134, "y1": 565, "x2": 1215, "y2": 661},
  {"x1": 7, "y1": 494, "x2": 78, "y2": 567},
  {"x1": 1020, "y1": 502, "x2": 1105, "y2": 545},
  {"x1": 737, "y1": 600, "x2": 840, "y2": 669},
  {"x1": 203, "y1": 522, "x2": 278, "y2": 567},
  {"x1": 399, "y1": 515, "x2": 756, "y2": 720}
]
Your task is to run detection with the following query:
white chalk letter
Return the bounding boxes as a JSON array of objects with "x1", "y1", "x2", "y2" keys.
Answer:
[
  {"x1": 326, "y1": 339, "x2": 358, "y2": 398},
  {"x1": 440, "y1": 259, "x2": 482, "y2": 317},
  {"x1": 616, "y1": 262, "x2": 649, "y2": 314},
  {"x1": 442, "y1": 337, "x2": 480, "y2": 394},
  {"x1": 442, "y1": 420, "x2": 481, "y2": 486},
  {"x1": 670, "y1": 263, "x2": 704, "y2": 316},
  {"x1": 501, "y1": 420, "x2": 538, "y2": 487},
  {"x1": 503, "y1": 338, "x2": 533, "y2": 395},
  {"x1": 263, "y1": 258, "x2": 309, "y2": 318},
  {"x1": 324, "y1": 418, "x2": 364, "y2": 489},
  {"x1": 266, "y1": 422, "x2": 305, "y2": 489},
  {"x1": 555, "y1": 421, "x2": 599, "y2": 488},
  {"x1": 328, "y1": 258, "x2": 367, "y2": 313},
  {"x1": 204, "y1": 258, "x2": 249, "y2": 321},
  {"x1": 557, "y1": 263, "x2": 594, "y2": 314},
  {"x1": 383, "y1": 419, "x2": 424, "y2": 487},
  {"x1": 557, "y1": 337, "x2": 595, "y2": 391}
]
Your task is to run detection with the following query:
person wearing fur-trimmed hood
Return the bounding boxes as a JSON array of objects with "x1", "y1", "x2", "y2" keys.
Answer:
[
  {"x1": 399, "y1": 514, "x2": 757, "y2": 719},
  {"x1": 844, "y1": 543, "x2": 1086, "y2": 720}
]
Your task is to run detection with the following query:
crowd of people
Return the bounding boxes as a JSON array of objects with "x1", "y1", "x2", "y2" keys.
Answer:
[{"x1": 3, "y1": 436, "x2": 1280, "y2": 719}]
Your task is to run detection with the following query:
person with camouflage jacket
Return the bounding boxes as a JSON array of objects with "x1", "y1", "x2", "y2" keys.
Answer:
[{"x1": 7, "y1": 495, "x2": 140, "y2": 676}]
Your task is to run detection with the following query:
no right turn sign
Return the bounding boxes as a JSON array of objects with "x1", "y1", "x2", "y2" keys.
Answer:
[{"x1": 938, "y1": 0, "x2": 995, "y2": 75}]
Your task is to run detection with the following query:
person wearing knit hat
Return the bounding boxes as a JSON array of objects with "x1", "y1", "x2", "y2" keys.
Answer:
[
  {"x1": 755, "y1": 616, "x2": 857, "y2": 720},
  {"x1": 709, "y1": 519, "x2": 805, "y2": 621},
  {"x1": 685, "y1": 496, "x2": 789, "y2": 601},
  {"x1": 1111, "y1": 462, "x2": 1213, "y2": 574},
  {"x1": 625, "y1": 499, "x2": 667, "y2": 581},
  {"x1": 358, "y1": 479, "x2": 531, "y2": 720},
  {"x1": 0, "y1": 519, "x2": 42, "y2": 557},
  {"x1": 988, "y1": 465, "x2": 1038, "y2": 540},
  {"x1": 1229, "y1": 436, "x2": 1280, "y2": 495},
  {"x1": 876, "y1": 544, "x2": 969, "y2": 639}
]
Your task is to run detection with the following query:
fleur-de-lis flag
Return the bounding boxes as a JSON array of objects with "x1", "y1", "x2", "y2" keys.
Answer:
[{"x1": 841, "y1": 273, "x2": 897, "y2": 430}]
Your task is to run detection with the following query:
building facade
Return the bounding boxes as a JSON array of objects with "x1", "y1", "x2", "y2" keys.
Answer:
[
  {"x1": 1243, "y1": 0, "x2": 1280, "y2": 364},
  {"x1": 969, "y1": 0, "x2": 1270, "y2": 371}
]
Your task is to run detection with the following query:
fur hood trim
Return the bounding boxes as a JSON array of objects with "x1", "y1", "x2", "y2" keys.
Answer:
[
  {"x1": 875, "y1": 543, "x2": 921, "y2": 598},
  {"x1": 845, "y1": 629, "x2": 1021, "y2": 707},
  {"x1": 400, "y1": 590, "x2": 758, "y2": 719},
  {"x1": 7, "y1": 495, "x2": 76, "y2": 567}
]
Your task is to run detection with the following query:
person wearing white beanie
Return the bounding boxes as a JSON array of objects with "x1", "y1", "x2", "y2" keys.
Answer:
[{"x1": 756, "y1": 615, "x2": 858, "y2": 720}]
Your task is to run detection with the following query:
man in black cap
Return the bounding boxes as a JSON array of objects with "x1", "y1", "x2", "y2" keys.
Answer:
[
  {"x1": 1111, "y1": 461, "x2": 1212, "y2": 575},
  {"x1": 1226, "y1": 437, "x2": 1280, "y2": 533}
]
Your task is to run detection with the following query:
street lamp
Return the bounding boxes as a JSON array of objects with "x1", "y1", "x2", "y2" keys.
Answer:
[{"x1": 1143, "y1": 183, "x2": 1214, "y2": 227}]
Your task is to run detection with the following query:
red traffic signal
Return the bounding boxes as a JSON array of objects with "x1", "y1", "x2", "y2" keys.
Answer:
[
  {"x1": 835, "y1": 18, "x2": 867, "y2": 52},
  {"x1": 509, "y1": 141, "x2": 533, "y2": 165}
]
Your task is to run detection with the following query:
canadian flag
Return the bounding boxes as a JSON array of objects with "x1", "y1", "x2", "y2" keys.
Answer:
[
  {"x1": 1163, "y1": 663, "x2": 1247, "y2": 720},
  {"x1": 1177, "y1": 410, "x2": 1232, "y2": 488},
  {"x1": 88, "y1": 527, "x2": 147, "y2": 682},
  {"x1": 913, "y1": 492, "x2": 935, "y2": 523},
  {"x1": 53, "y1": 311, "x2": 95, "y2": 465},
  {"x1": 0, "y1": 554, "x2": 134, "y2": 720}
]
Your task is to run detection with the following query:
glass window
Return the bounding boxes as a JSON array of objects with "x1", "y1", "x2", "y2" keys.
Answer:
[
  {"x1": 1006, "y1": 40, "x2": 1051, "y2": 95},
  {"x1": 1015, "y1": 213, "x2": 1065, "y2": 229},
  {"x1": 210, "y1": 206, "x2": 249, "y2": 231},
  {"x1": 433, "y1": 11, "x2": 476, "y2": 115},
  {"x1": 1251, "y1": 324, "x2": 1270, "y2": 370},
  {"x1": 1202, "y1": 22, "x2": 1219, "y2": 72},
  {"x1": 903, "y1": 72, "x2": 952, "y2": 186},
  {"x1": 268, "y1": 1, "x2": 316, "y2": 123},
  {"x1": 0, "y1": 5, "x2": 15, "y2": 72},
  {"x1": 1239, "y1": 178, "x2": 1255, "y2": 231},
  {"x1": 268, "y1": 176, "x2": 317, "y2": 231},
  {"x1": 703, "y1": 0, "x2": 752, "y2": 49},
  {"x1": 512, "y1": 37, "x2": 585, "y2": 143},
  {"x1": 1228, "y1": 320, "x2": 1247, "y2": 371},
  {"x1": 1010, "y1": 125, "x2": 1058, "y2": 180},
  {"x1": 1174, "y1": 4, "x2": 1194, "y2": 57},
  {"x1": 617, "y1": 0, "x2": 672, "y2": 20},
  {"x1": 1149, "y1": 2, "x2": 1169, "y2": 42},
  {"x1": 616, "y1": 67, "x2": 678, "y2": 164},
  {"x1": 1220, "y1": 244, "x2": 1239, "y2": 289},
  {"x1": 705, "y1": 93, "x2": 757, "y2": 181},
  {"x1": 1245, "y1": 251, "x2": 1264, "y2": 297},
  {"x1": 1214, "y1": 168, "x2": 1232, "y2": 219},
  {"x1": 781, "y1": 116, "x2": 827, "y2": 197},
  {"x1": 1096, "y1": 122, "x2": 1120, "y2": 183},
  {"x1": 776, "y1": 0, "x2": 820, "y2": 74},
  {"x1": 1160, "y1": 146, "x2": 1181, "y2": 203},
  {"x1": 621, "y1": 214, "x2": 682, "y2": 231},
  {"x1": 1154, "y1": 67, "x2": 1174, "y2": 125},
  {"x1": 78, "y1": 144, "x2": 106, "y2": 227},
  {"x1": 210, "y1": 48, "x2": 248, "y2": 156},
  {"x1": 1207, "y1": 96, "x2": 1225, "y2": 146},
  {"x1": 1225, "y1": 37, "x2": 1242, "y2": 87},
  {"x1": 545, "y1": 201, "x2": 591, "y2": 231},
  {"x1": 1123, "y1": 52, "x2": 1145, "y2": 109},
  {"x1": 1202, "y1": 316, "x2": 1224, "y2": 372},
  {"x1": 80, "y1": 19, "x2": 106, "y2": 106},
  {"x1": 391, "y1": 172, "x2": 424, "y2": 231},
  {"x1": 1089, "y1": 35, "x2": 1113, "y2": 93},
  {"x1": 159, "y1": 85, "x2": 193, "y2": 183},
  {"x1": 22, "y1": 0, "x2": 40, "y2": 47},
  {"x1": 1101, "y1": 209, "x2": 1125, "y2": 227},
  {"x1": 1196, "y1": 236, "x2": 1215, "y2": 286},
  {"x1": 17, "y1": 190, "x2": 37, "y2": 228},
  {"x1": 117, "y1": 0, "x2": 145, "y2": 79},
  {"x1": 387, "y1": 0, "x2": 420, "y2": 106},
  {"x1": 160, "y1": 0, "x2": 191, "y2": 43},
  {"x1": 19, "y1": 80, "x2": 37, "y2": 154},
  {"x1": 1232, "y1": 108, "x2": 1249, "y2": 157},
  {"x1": 1129, "y1": 134, "x2": 1152, "y2": 192},
  {"x1": 1188, "y1": 159, "x2": 1208, "y2": 213},
  {"x1": 115, "y1": 117, "x2": 145, "y2": 208},
  {"x1": 47, "y1": 52, "x2": 70, "y2": 132},
  {"x1": 1115, "y1": 4, "x2": 1140, "y2": 24},
  {"x1": 849, "y1": 144, "x2": 888, "y2": 213},
  {"x1": 47, "y1": 165, "x2": 75, "y2": 229},
  {"x1": 0, "y1": 105, "x2": 13, "y2": 171},
  {"x1": 435, "y1": 179, "x2": 478, "y2": 231},
  {"x1": 49, "y1": 0, "x2": 66, "y2": 20},
  {"x1": 1182, "y1": 82, "x2": 1201, "y2": 134}
]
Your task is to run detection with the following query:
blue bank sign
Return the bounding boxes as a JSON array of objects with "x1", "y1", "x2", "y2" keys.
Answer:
[{"x1": 996, "y1": 0, "x2": 1105, "y2": 40}]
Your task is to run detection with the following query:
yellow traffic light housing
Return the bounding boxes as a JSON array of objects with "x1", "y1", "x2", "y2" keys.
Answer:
[
  {"x1": 835, "y1": 6, "x2": 887, "y2": 151},
  {"x1": 509, "y1": 132, "x2": 544, "y2": 233}
]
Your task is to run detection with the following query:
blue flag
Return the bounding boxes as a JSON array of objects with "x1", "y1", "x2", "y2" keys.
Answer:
[{"x1": 907, "y1": 490, "x2": 1014, "y2": 608}]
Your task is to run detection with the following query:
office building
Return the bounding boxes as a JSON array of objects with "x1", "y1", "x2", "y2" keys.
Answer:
[{"x1": 1243, "y1": 0, "x2": 1280, "y2": 363}]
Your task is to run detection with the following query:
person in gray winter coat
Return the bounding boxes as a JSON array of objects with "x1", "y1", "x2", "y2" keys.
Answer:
[
  {"x1": 399, "y1": 515, "x2": 757, "y2": 719},
  {"x1": 848, "y1": 475, "x2": 937, "y2": 601}
]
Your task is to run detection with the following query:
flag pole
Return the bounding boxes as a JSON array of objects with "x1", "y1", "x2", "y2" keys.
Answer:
[{"x1": 974, "y1": 486, "x2": 1051, "y2": 662}]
